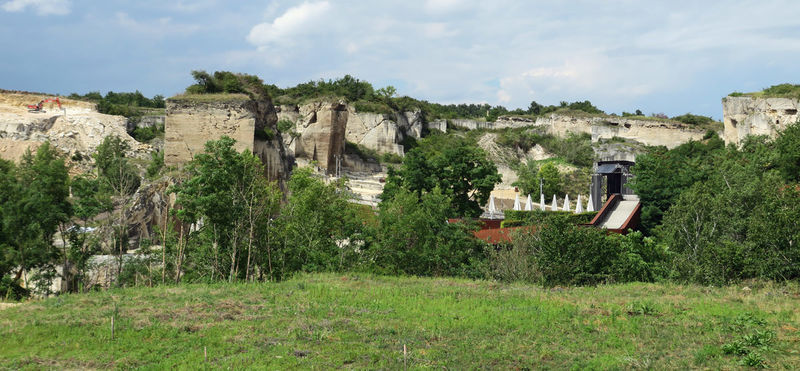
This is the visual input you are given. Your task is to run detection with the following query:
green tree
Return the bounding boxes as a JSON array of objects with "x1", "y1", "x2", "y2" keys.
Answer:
[
  {"x1": 93, "y1": 135, "x2": 141, "y2": 285},
  {"x1": 382, "y1": 133, "x2": 501, "y2": 217},
  {"x1": 371, "y1": 188, "x2": 485, "y2": 277},
  {"x1": 537, "y1": 163, "x2": 562, "y2": 198},
  {"x1": 774, "y1": 121, "x2": 800, "y2": 182},
  {"x1": 628, "y1": 136, "x2": 724, "y2": 232},
  {"x1": 171, "y1": 136, "x2": 282, "y2": 282},
  {"x1": 146, "y1": 151, "x2": 164, "y2": 179},
  {"x1": 1, "y1": 144, "x2": 72, "y2": 295},
  {"x1": 273, "y1": 167, "x2": 362, "y2": 279},
  {"x1": 512, "y1": 161, "x2": 540, "y2": 196}
]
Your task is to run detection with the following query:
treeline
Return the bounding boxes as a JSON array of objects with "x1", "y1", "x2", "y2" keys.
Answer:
[
  {"x1": 185, "y1": 70, "x2": 605, "y2": 121},
  {"x1": 630, "y1": 124, "x2": 800, "y2": 284},
  {"x1": 67, "y1": 91, "x2": 165, "y2": 118},
  {"x1": 3, "y1": 123, "x2": 800, "y2": 298}
]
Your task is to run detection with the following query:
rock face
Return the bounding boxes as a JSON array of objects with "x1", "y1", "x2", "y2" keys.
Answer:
[
  {"x1": 165, "y1": 95, "x2": 257, "y2": 165},
  {"x1": 165, "y1": 94, "x2": 290, "y2": 184},
  {"x1": 722, "y1": 96, "x2": 800, "y2": 145},
  {"x1": 0, "y1": 91, "x2": 150, "y2": 167},
  {"x1": 346, "y1": 110, "x2": 404, "y2": 156},
  {"x1": 295, "y1": 101, "x2": 347, "y2": 173},
  {"x1": 278, "y1": 101, "x2": 425, "y2": 170},
  {"x1": 125, "y1": 178, "x2": 174, "y2": 243},
  {"x1": 535, "y1": 114, "x2": 707, "y2": 149}
]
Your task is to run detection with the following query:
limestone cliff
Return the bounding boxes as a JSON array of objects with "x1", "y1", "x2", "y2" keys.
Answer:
[
  {"x1": 277, "y1": 101, "x2": 424, "y2": 171},
  {"x1": 165, "y1": 94, "x2": 289, "y2": 184},
  {"x1": 722, "y1": 96, "x2": 800, "y2": 145},
  {"x1": 436, "y1": 114, "x2": 708, "y2": 149},
  {"x1": 535, "y1": 114, "x2": 708, "y2": 149},
  {"x1": 0, "y1": 91, "x2": 151, "y2": 169}
]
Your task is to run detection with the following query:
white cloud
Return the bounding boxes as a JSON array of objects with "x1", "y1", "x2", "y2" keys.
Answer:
[
  {"x1": 1, "y1": 0, "x2": 69, "y2": 15},
  {"x1": 240, "y1": 1, "x2": 800, "y2": 115},
  {"x1": 115, "y1": 12, "x2": 200, "y2": 38},
  {"x1": 247, "y1": 1, "x2": 332, "y2": 46}
]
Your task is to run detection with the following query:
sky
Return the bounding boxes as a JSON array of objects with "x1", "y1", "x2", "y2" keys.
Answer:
[{"x1": 1, "y1": 0, "x2": 798, "y2": 119}]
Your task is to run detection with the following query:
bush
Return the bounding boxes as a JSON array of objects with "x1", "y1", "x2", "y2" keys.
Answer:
[
  {"x1": 489, "y1": 217, "x2": 668, "y2": 285},
  {"x1": 671, "y1": 113, "x2": 715, "y2": 127},
  {"x1": 502, "y1": 210, "x2": 597, "y2": 227},
  {"x1": 370, "y1": 188, "x2": 486, "y2": 277},
  {"x1": 503, "y1": 217, "x2": 614, "y2": 285},
  {"x1": 131, "y1": 124, "x2": 164, "y2": 143}
]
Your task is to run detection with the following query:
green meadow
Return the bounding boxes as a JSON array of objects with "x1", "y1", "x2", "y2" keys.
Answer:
[{"x1": 1, "y1": 274, "x2": 799, "y2": 369}]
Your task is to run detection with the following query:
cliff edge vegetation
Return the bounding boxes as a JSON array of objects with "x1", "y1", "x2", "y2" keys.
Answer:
[{"x1": 729, "y1": 83, "x2": 800, "y2": 100}]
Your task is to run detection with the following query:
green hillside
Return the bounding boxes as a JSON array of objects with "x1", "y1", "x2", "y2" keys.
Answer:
[{"x1": 1, "y1": 274, "x2": 798, "y2": 369}]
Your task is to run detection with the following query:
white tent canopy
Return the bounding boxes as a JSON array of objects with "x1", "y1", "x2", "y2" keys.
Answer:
[
  {"x1": 513, "y1": 193, "x2": 521, "y2": 211},
  {"x1": 587, "y1": 194, "x2": 595, "y2": 212},
  {"x1": 551, "y1": 195, "x2": 558, "y2": 211},
  {"x1": 562, "y1": 194, "x2": 570, "y2": 212},
  {"x1": 524, "y1": 194, "x2": 533, "y2": 211},
  {"x1": 539, "y1": 193, "x2": 546, "y2": 211},
  {"x1": 575, "y1": 194, "x2": 583, "y2": 214}
]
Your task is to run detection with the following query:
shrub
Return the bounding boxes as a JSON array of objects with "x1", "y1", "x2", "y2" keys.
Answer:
[
  {"x1": 370, "y1": 188, "x2": 486, "y2": 277},
  {"x1": 502, "y1": 210, "x2": 597, "y2": 227}
]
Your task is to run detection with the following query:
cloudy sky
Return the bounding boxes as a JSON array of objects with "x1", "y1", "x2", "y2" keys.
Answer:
[{"x1": 1, "y1": 0, "x2": 798, "y2": 118}]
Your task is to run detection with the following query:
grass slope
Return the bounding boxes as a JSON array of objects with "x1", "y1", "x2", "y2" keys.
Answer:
[{"x1": 1, "y1": 274, "x2": 799, "y2": 369}]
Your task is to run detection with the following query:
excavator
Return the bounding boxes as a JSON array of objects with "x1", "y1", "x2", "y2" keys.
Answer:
[{"x1": 27, "y1": 98, "x2": 62, "y2": 113}]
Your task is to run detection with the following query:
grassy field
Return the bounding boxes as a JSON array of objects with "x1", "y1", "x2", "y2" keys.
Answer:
[{"x1": 1, "y1": 274, "x2": 799, "y2": 369}]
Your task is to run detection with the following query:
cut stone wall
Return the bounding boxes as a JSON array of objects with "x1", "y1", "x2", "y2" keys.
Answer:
[{"x1": 165, "y1": 96, "x2": 256, "y2": 166}]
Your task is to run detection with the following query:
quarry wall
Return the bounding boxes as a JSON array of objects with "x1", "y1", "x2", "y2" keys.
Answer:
[{"x1": 722, "y1": 96, "x2": 800, "y2": 146}]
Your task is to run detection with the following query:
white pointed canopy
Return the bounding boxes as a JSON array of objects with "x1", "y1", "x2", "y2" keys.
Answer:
[
  {"x1": 524, "y1": 194, "x2": 533, "y2": 211},
  {"x1": 540, "y1": 193, "x2": 546, "y2": 211},
  {"x1": 488, "y1": 195, "x2": 497, "y2": 215},
  {"x1": 562, "y1": 194, "x2": 571, "y2": 212},
  {"x1": 513, "y1": 193, "x2": 521, "y2": 211},
  {"x1": 575, "y1": 194, "x2": 584, "y2": 214},
  {"x1": 551, "y1": 195, "x2": 558, "y2": 211},
  {"x1": 587, "y1": 193, "x2": 595, "y2": 212}
]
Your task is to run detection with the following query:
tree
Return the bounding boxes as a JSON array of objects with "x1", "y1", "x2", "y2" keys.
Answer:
[
  {"x1": 628, "y1": 136, "x2": 724, "y2": 232},
  {"x1": 371, "y1": 188, "x2": 485, "y2": 277},
  {"x1": 774, "y1": 121, "x2": 800, "y2": 182},
  {"x1": 67, "y1": 175, "x2": 111, "y2": 291},
  {"x1": 1, "y1": 143, "x2": 71, "y2": 295},
  {"x1": 171, "y1": 136, "x2": 281, "y2": 282},
  {"x1": 273, "y1": 167, "x2": 362, "y2": 279},
  {"x1": 537, "y1": 163, "x2": 562, "y2": 198},
  {"x1": 93, "y1": 135, "x2": 141, "y2": 285},
  {"x1": 382, "y1": 133, "x2": 501, "y2": 217},
  {"x1": 512, "y1": 161, "x2": 540, "y2": 196}
]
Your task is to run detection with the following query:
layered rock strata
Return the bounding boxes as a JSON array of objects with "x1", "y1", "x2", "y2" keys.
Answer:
[{"x1": 165, "y1": 94, "x2": 289, "y2": 183}]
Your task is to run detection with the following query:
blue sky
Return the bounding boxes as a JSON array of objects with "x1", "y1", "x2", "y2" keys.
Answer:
[{"x1": 1, "y1": 0, "x2": 798, "y2": 119}]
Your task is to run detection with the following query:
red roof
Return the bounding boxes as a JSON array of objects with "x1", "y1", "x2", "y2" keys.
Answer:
[{"x1": 473, "y1": 226, "x2": 535, "y2": 244}]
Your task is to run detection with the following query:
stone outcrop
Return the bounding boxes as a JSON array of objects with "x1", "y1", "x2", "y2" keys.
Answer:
[
  {"x1": 165, "y1": 94, "x2": 257, "y2": 165},
  {"x1": 346, "y1": 110, "x2": 404, "y2": 156},
  {"x1": 722, "y1": 96, "x2": 800, "y2": 145},
  {"x1": 535, "y1": 114, "x2": 707, "y2": 149},
  {"x1": 165, "y1": 93, "x2": 290, "y2": 184},
  {"x1": 294, "y1": 101, "x2": 347, "y2": 173},
  {"x1": 426, "y1": 114, "x2": 706, "y2": 149},
  {"x1": 278, "y1": 102, "x2": 424, "y2": 169},
  {"x1": 125, "y1": 178, "x2": 174, "y2": 243}
]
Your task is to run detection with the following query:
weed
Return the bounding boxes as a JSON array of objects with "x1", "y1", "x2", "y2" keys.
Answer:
[
  {"x1": 742, "y1": 330, "x2": 774, "y2": 348},
  {"x1": 740, "y1": 352, "x2": 767, "y2": 368},
  {"x1": 722, "y1": 340, "x2": 748, "y2": 356},
  {"x1": 627, "y1": 300, "x2": 658, "y2": 316}
]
